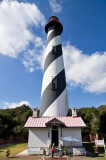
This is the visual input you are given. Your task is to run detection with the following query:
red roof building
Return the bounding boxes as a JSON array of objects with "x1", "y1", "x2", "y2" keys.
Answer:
[{"x1": 25, "y1": 114, "x2": 86, "y2": 155}]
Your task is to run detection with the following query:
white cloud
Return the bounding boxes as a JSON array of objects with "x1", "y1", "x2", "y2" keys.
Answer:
[
  {"x1": 1, "y1": 101, "x2": 31, "y2": 109},
  {"x1": 49, "y1": 0, "x2": 62, "y2": 13},
  {"x1": 22, "y1": 37, "x2": 46, "y2": 72},
  {"x1": 63, "y1": 42, "x2": 106, "y2": 94},
  {"x1": 0, "y1": 0, "x2": 46, "y2": 58}
]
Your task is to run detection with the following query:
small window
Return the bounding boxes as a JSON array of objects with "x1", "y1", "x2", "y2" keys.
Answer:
[
  {"x1": 61, "y1": 127, "x2": 62, "y2": 137},
  {"x1": 52, "y1": 77, "x2": 57, "y2": 90},
  {"x1": 48, "y1": 128, "x2": 50, "y2": 137},
  {"x1": 52, "y1": 46, "x2": 56, "y2": 54}
]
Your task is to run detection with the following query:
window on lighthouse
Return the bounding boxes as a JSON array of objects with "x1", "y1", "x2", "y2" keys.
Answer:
[
  {"x1": 52, "y1": 46, "x2": 56, "y2": 54},
  {"x1": 52, "y1": 77, "x2": 57, "y2": 90}
]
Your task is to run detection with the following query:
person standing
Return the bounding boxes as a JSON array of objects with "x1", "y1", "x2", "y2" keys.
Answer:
[{"x1": 51, "y1": 143, "x2": 55, "y2": 158}]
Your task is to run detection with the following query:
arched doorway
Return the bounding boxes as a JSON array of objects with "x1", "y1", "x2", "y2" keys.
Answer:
[{"x1": 52, "y1": 125, "x2": 58, "y2": 146}]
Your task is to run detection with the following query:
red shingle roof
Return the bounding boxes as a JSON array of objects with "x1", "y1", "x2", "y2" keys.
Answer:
[{"x1": 24, "y1": 116, "x2": 86, "y2": 128}]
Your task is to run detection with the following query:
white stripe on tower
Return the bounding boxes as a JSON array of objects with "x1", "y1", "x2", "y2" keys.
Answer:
[
  {"x1": 47, "y1": 29, "x2": 54, "y2": 37},
  {"x1": 40, "y1": 16, "x2": 69, "y2": 117}
]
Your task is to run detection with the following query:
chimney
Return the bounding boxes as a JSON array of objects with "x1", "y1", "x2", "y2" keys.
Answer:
[
  {"x1": 71, "y1": 107, "x2": 77, "y2": 118},
  {"x1": 33, "y1": 108, "x2": 38, "y2": 118}
]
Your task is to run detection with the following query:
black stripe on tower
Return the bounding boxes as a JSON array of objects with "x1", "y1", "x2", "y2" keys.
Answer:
[
  {"x1": 40, "y1": 69, "x2": 66, "y2": 116},
  {"x1": 47, "y1": 30, "x2": 60, "y2": 46},
  {"x1": 44, "y1": 44, "x2": 62, "y2": 74}
]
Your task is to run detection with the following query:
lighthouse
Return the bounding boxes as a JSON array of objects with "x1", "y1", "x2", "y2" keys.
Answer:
[
  {"x1": 40, "y1": 16, "x2": 69, "y2": 117},
  {"x1": 24, "y1": 16, "x2": 86, "y2": 155}
]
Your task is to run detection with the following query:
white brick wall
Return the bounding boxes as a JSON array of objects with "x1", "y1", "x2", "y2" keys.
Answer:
[
  {"x1": 28, "y1": 127, "x2": 82, "y2": 148},
  {"x1": 28, "y1": 128, "x2": 50, "y2": 147}
]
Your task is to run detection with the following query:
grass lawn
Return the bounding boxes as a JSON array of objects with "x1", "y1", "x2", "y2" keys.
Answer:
[
  {"x1": 0, "y1": 143, "x2": 42, "y2": 160},
  {"x1": 0, "y1": 143, "x2": 27, "y2": 158}
]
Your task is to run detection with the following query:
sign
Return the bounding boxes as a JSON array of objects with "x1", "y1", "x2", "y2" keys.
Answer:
[
  {"x1": 95, "y1": 139, "x2": 106, "y2": 153},
  {"x1": 95, "y1": 140, "x2": 105, "y2": 146}
]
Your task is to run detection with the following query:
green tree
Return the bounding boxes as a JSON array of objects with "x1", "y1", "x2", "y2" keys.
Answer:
[
  {"x1": 99, "y1": 111, "x2": 106, "y2": 138},
  {"x1": 90, "y1": 108, "x2": 100, "y2": 134},
  {"x1": 13, "y1": 125, "x2": 28, "y2": 138},
  {"x1": 0, "y1": 104, "x2": 32, "y2": 139}
]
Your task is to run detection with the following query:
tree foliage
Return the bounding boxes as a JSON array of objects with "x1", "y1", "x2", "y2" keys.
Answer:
[{"x1": 0, "y1": 104, "x2": 32, "y2": 139}]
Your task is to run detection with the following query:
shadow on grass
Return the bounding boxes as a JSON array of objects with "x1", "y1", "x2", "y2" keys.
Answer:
[{"x1": 7, "y1": 157, "x2": 18, "y2": 159}]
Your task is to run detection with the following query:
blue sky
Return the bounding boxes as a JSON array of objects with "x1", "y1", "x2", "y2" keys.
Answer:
[{"x1": 0, "y1": 0, "x2": 106, "y2": 109}]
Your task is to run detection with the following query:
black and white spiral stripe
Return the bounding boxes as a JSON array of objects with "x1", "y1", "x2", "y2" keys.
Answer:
[{"x1": 40, "y1": 29, "x2": 68, "y2": 117}]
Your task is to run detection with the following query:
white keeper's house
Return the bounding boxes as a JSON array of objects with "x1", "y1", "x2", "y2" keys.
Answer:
[{"x1": 24, "y1": 16, "x2": 86, "y2": 155}]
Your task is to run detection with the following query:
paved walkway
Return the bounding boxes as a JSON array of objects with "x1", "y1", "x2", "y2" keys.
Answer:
[
  {"x1": 16, "y1": 150, "x2": 68, "y2": 160},
  {"x1": 16, "y1": 149, "x2": 27, "y2": 156},
  {"x1": 43, "y1": 157, "x2": 67, "y2": 160}
]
